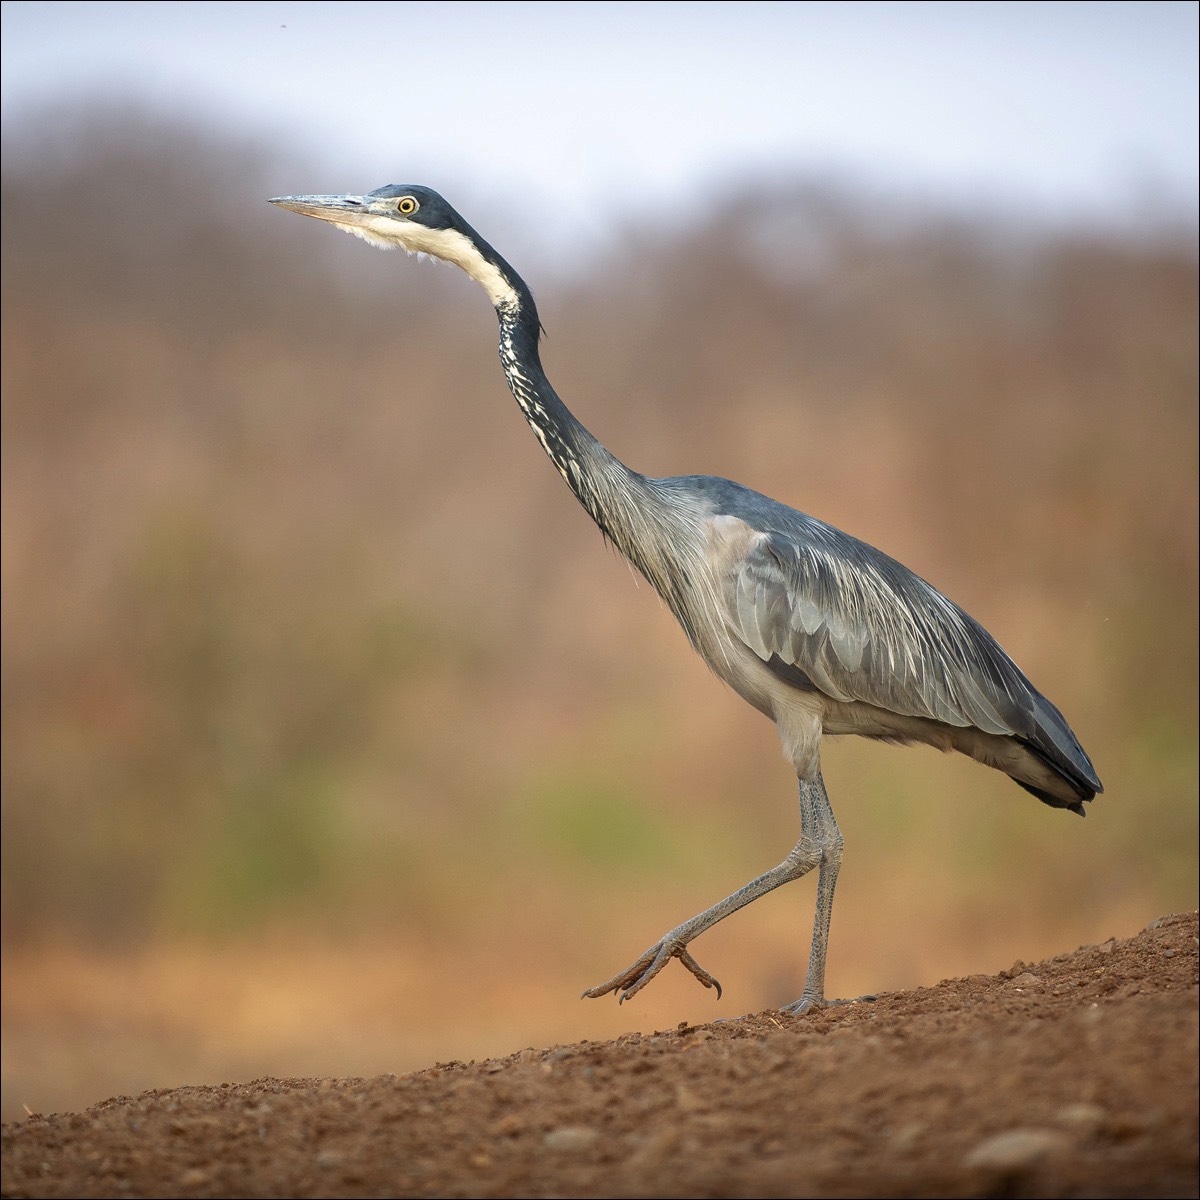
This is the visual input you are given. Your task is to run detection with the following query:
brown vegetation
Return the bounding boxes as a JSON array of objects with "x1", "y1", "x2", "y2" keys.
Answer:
[{"x1": 1, "y1": 109, "x2": 1197, "y2": 1124}]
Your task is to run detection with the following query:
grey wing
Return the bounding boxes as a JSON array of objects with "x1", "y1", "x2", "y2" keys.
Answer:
[{"x1": 727, "y1": 522, "x2": 1098, "y2": 791}]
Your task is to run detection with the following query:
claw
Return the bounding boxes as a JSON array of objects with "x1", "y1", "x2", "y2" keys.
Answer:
[{"x1": 582, "y1": 942, "x2": 722, "y2": 1004}]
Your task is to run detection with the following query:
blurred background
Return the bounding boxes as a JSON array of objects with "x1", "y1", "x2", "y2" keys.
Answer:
[{"x1": 2, "y1": 1, "x2": 1196, "y2": 1122}]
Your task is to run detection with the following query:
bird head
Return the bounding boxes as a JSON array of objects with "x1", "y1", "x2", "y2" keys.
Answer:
[{"x1": 269, "y1": 184, "x2": 517, "y2": 307}]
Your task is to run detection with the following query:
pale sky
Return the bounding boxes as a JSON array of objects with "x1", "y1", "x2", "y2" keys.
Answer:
[{"x1": 2, "y1": 0, "x2": 1197, "y2": 246}]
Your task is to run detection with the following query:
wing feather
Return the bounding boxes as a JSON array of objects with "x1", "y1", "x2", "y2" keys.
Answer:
[{"x1": 725, "y1": 522, "x2": 1038, "y2": 738}]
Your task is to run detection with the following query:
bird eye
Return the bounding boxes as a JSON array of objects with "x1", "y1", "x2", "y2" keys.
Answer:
[{"x1": 397, "y1": 196, "x2": 419, "y2": 215}]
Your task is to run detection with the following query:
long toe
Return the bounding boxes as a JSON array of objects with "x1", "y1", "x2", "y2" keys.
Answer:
[
  {"x1": 677, "y1": 950, "x2": 722, "y2": 998},
  {"x1": 780, "y1": 993, "x2": 827, "y2": 1016},
  {"x1": 582, "y1": 943, "x2": 722, "y2": 1003},
  {"x1": 581, "y1": 949, "x2": 663, "y2": 1002},
  {"x1": 780, "y1": 991, "x2": 878, "y2": 1016}
]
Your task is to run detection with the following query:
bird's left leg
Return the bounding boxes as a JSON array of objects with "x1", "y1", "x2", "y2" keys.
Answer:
[{"x1": 582, "y1": 769, "x2": 838, "y2": 1006}]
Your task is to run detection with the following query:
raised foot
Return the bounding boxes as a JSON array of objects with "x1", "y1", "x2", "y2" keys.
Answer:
[
  {"x1": 780, "y1": 991, "x2": 879, "y2": 1017},
  {"x1": 582, "y1": 942, "x2": 723, "y2": 1004}
]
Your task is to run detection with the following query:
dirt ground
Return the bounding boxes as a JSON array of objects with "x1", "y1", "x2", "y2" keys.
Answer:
[{"x1": 2, "y1": 911, "x2": 1196, "y2": 1199}]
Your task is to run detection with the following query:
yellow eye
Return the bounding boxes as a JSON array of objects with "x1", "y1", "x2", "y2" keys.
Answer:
[{"x1": 397, "y1": 196, "x2": 419, "y2": 215}]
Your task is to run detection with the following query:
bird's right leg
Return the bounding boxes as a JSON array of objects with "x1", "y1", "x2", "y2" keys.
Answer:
[
  {"x1": 581, "y1": 770, "x2": 839, "y2": 1007},
  {"x1": 779, "y1": 771, "x2": 844, "y2": 1014}
]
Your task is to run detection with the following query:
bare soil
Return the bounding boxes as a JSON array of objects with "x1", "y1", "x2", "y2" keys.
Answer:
[{"x1": 2, "y1": 912, "x2": 1196, "y2": 1199}]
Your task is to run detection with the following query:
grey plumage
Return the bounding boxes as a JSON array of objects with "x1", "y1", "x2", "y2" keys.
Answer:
[{"x1": 269, "y1": 184, "x2": 1102, "y2": 1013}]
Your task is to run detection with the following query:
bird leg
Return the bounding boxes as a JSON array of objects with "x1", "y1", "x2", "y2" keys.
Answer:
[
  {"x1": 582, "y1": 771, "x2": 844, "y2": 1010},
  {"x1": 779, "y1": 772, "x2": 843, "y2": 1014}
]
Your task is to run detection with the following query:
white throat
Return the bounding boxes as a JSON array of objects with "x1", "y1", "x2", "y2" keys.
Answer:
[{"x1": 340, "y1": 217, "x2": 518, "y2": 309}]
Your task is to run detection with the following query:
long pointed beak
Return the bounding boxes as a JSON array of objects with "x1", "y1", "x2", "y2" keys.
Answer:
[{"x1": 268, "y1": 194, "x2": 370, "y2": 225}]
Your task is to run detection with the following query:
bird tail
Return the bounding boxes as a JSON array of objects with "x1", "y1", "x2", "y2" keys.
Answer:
[{"x1": 1009, "y1": 690, "x2": 1103, "y2": 815}]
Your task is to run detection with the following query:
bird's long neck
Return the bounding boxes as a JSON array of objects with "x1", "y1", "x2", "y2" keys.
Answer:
[
  {"x1": 491, "y1": 291, "x2": 710, "y2": 650},
  {"x1": 494, "y1": 290, "x2": 653, "y2": 556}
]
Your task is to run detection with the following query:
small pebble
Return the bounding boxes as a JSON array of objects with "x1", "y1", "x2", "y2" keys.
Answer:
[
  {"x1": 1057, "y1": 1103, "x2": 1106, "y2": 1132},
  {"x1": 544, "y1": 1126, "x2": 599, "y2": 1152},
  {"x1": 964, "y1": 1129, "x2": 1067, "y2": 1173},
  {"x1": 1009, "y1": 972, "x2": 1043, "y2": 988}
]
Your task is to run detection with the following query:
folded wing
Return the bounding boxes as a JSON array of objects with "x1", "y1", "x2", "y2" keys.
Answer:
[{"x1": 726, "y1": 518, "x2": 1101, "y2": 800}]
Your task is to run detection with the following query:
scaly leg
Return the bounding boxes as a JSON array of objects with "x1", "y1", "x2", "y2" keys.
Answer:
[
  {"x1": 582, "y1": 772, "x2": 844, "y2": 1009},
  {"x1": 780, "y1": 772, "x2": 843, "y2": 1013}
]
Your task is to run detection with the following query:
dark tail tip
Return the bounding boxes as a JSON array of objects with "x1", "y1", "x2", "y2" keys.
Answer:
[{"x1": 1011, "y1": 775, "x2": 1094, "y2": 815}]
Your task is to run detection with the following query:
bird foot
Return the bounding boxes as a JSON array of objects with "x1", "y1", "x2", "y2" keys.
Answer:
[
  {"x1": 779, "y1": 991, "x2": 878, "y2": 1016},
  {"x1": 582, "y1": 941, "x2": 723, "y2": 1004}
]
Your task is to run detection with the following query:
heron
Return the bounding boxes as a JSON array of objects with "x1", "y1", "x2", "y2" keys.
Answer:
[{"x1": 269, "y1": 184, "x2": 1103, "y2": 1014}]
